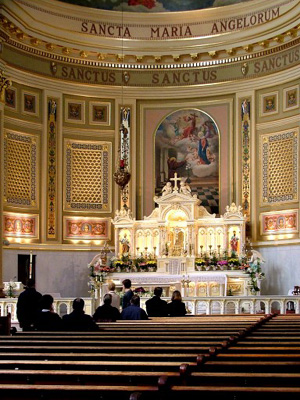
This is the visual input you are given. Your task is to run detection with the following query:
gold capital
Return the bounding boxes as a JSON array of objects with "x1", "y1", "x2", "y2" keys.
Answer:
[{"x1": 0, "y1": 70, "x2": 11, "y2": 103}]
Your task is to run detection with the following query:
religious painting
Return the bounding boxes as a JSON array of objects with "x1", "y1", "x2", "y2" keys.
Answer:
[
  {"x1": 155, "y1": 108, "x2": 219, "y2": 214},
  {"x1": 5, "y1": 87, "x2": 17, "y2": 110},
  {"x1": 283, "y1": 85, "x2": 299, "y2": 112},
  {"x1": 89, "y1": 101, "x2": 111, "y2": 125},
  {"x1": 65, "y1": 99, "x2": 85, "y2": 124},
  {"x1": 22, "y1": 91, "x2": 39, "y2": 116},
  {"x1": 260, "y1": 91, "x2": 278, "y2": 116},
  {"x1": 64, "y1": 217, "x2": 110, "y2": 240},
  {"x1": 260, "y1": 210, "x2": 298, "y2": 235},
  {"x1": 3, "y1": 213, "x2": 39, "y2": 238}
]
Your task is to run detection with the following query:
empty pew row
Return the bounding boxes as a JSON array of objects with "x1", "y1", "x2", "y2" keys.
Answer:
[{"x1": 2, "y1": 314, "x2": 300, "y2": 399}]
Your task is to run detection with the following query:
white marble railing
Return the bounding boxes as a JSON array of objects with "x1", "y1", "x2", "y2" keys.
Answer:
[
  {"x1": 0, "y1": 297, "x2": 95, "y2": 323},
  {"x1": 180, "y1": 295, "x2": 300, "y2": 315},
  {"x1": 1, "y1": 295, "x2": 299, "y2": 323}
]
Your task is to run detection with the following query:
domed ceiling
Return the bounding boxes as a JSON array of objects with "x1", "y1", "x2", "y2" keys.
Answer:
[{"x1": 57, "y1": 0, "x2": 253, "y2": 12}]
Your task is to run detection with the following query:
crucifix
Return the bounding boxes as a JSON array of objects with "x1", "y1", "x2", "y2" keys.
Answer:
[{"x1": 170, "y1": 172, "x2": 181, "y2": 191}]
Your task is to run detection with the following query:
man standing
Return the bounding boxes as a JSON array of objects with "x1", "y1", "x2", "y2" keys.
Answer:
[
  {"x1": 122, "y1": 279, "x2": 133, "y2": 309},
  {"x1": 16, "y1": 279, "x2": 42, "y2": 331},
  {"x1": 145, "y1": 287, "x2": 168, "y2": 317}
]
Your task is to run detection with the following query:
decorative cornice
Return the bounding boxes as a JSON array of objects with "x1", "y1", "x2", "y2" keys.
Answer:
[
  {"x1": 0, "y1": 11, "x2": 299, "y2": 67},
  {"x1": 2, "y1": 30, "x2": 300, "y2": 71}
]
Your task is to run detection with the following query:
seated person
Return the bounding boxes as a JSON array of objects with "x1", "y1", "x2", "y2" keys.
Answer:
[
  {"x1": 93, "y1": 294, "x2": 121, "y2": 322},
  {"x1": 145, "y1": 287, "x2": 168, "y2": 317},
  {"x1": 121, "y1": 295, "x2": 148, "y2": 320},
  {"x1": 167, "y1": 290, "x2": 187, "y2": 317},
  {"x1": 62, "y1": 298, "x2": 99, "y2": 331},
  {"x1": 34, "y1": 294, "x2": 63, "y2": 331}
]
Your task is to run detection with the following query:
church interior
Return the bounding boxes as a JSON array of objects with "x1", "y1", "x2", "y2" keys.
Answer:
[
  {"x1": 0, "y1": 0, "x2": 299, "y2": 310},
  {"x1": 0, "y1": 1, "x2": 300, "y2": 398}
]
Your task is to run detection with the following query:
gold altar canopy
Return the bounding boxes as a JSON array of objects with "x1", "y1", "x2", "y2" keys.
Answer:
[{"x1": 113, "y1": 174, "x2": 246, "y2": 274}]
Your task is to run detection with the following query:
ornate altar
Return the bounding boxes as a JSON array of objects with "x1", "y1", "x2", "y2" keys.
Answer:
[
  {"x1": 112, "y1": 173, "x2": 246, "y2": 271},
  {"x1": 105, "y1": 174, "x2": 259, "y2": 304}
]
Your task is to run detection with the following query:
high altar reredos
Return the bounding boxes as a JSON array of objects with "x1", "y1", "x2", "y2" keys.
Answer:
[{"x1": 107, "y1": 173, "x2": 257, "y2": 305}]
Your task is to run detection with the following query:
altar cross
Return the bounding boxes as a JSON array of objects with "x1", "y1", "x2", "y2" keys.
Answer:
[{"x1": 170, "y1": 172, "x2": 181, "y2": 191}]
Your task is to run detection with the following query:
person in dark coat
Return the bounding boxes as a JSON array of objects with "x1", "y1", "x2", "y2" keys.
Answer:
[
  {"x1": 121, "y1": 295, "x2": 148, "y2": 320},
  {"x1": 93, "y1": 294, "x2": 121, "y2": 322},
  {"x1": 167, "y1": 290, "x2": 187, "y2": 317},
  {"x1": 122, "y1": 279, "x2": 133, "y2": 309},
  {"x1": 145, "y1": 287, "x2": 168, "y2": 317},
  {"x1": 63, "y1": 298, "x2": 99, "y2": 331},
  {"x1": 34, "y1": 294, "x2": 63, "y2": 331},
  {"x1": 16, "y1": 279, "x2": 42, "y2": 331}
]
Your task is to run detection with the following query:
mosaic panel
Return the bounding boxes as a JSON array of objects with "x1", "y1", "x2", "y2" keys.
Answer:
[
  {"x1": 4, "y1": 131, "x2": 38, "y2": 207},
  {"x1": 261, "y1": 129, "x2": 298, "y2": 205},
  {"x1": 65, "y1": 140, "x2": 111, "y2": 211},
  {"x1": 3, "y1": 212, "x2": 39, "y2": 238},
  {"x1": 64, "y1": 217, "x2": 110, "y2": 240},
  {"x1": 47, "y1": 98, "x2": 57, "y2": 239},
  {"x1": 260, "y1": 210, "x2": 298, "y2": 235}
]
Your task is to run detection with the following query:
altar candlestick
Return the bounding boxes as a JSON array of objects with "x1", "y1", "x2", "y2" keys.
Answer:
[{"x1": 29, "y1": 251, "x2": 33, "y2": 279}]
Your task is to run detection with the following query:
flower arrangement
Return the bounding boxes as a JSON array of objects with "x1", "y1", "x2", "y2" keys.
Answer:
[
  {"x1": 134, "y1": 287, "x2": 146, "y2": 295},
  {"x1": 111, "y1": 253, "x2": 133, "y2": 272},
  {"x1": 4, "y1": 278, "x2": 17, "y2": 298},
  {"x1": 243, "y1": 258, "x2": 265, "y2": 294},
  {"x1": 195, "y1": 251, "x2": 245, "y2": 271},
  {"x1": 109, "y1": 252, "x2": 157, "y2": 273},
  {"x1": 88, "y1": 259, "x2": 112, "y2": 297}
]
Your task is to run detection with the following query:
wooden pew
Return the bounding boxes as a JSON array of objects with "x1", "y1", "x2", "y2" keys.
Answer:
[
  {"x1": 0, "y1": 314, "x2": 11, "y2": 336},
  {"x1": 3, "y1": 314, "x2": 296, "y2": 399}
]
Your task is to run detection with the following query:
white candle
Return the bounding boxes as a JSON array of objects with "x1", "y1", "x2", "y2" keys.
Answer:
[{"x1": 29, "y1": 251, "x2": 33, "y2": 279}]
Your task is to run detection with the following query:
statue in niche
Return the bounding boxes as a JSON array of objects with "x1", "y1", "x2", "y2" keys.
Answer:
[
  {"x1": 230, "y1": 231, "x2": 239, "y2": 253},
  {"x1": 120, "y1": 233, "x2": 130, "y2": 254}
]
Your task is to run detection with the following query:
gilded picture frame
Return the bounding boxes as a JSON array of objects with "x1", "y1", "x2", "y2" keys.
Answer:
[
  {"x1": 89, "y1": 101, "x2": 111, "y2": 125},
  {"x1": 65, "y1": 99, "x2": 85, "y2": 124},
  {"x1": 260, "y1": 91, "x2": 278, "y2": 117},
  {"x1": 5, "y1": 87, "x2": 17, "y2": 111},
  {"x1": 22, "y1": 90, "x2": 39, "y2": 116},
  {"x1": 283, "y1": 85, "x2": 299, "y2": 112}
]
